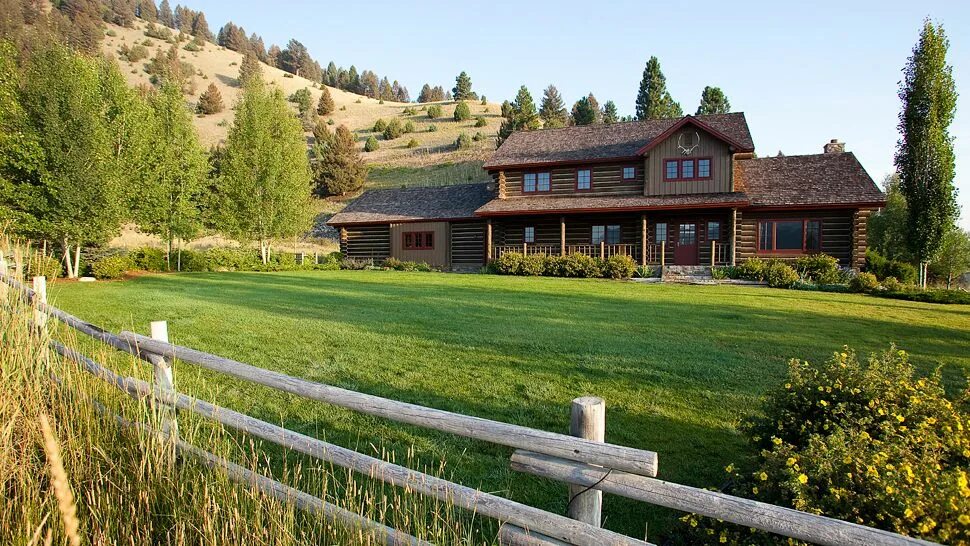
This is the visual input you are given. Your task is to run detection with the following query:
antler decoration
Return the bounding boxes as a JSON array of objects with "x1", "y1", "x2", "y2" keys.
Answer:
[{"x1": 677, "y1": 131, "x2": 701, "y2": 156}]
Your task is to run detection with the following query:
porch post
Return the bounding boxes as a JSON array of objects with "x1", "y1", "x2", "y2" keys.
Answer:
[
  {"x1": 486, "y1": 219, "x2": 493, "y2": 261},
  {"x1": 640, "y1": 215, "x2": 647, "y2": 266},
  {"x1": 560, "y1": 216, "x2": 566, "y2": 256},
  {"x1": 729, "y1": 208, "x2": 738, "y2": 266},
  {"x1": 660, "y1": 241, "x2": 665, "y2": 268},
  {"x1": 600, "y1": 241, "x2": 605, "y2": 259}
]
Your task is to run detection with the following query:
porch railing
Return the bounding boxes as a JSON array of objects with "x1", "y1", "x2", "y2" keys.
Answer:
[
  {"x1": 710, "y1": 241, "x2": 730, "y2": 267},
  {"x1": 492, "y1": 241, "x2": 730, "y2": 267}
]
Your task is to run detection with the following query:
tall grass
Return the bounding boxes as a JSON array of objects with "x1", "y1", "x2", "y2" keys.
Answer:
[{"x1": 0, "y1": 240, "x2": 486, "y2": 545}]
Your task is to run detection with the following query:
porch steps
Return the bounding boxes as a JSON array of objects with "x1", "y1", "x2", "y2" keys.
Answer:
[{"x1": 662, "y1": 265, "x2": 715, "y2": 284}]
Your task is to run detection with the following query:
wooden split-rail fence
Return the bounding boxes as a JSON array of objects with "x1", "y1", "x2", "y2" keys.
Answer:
[{"x1": 0, "y1": 261, "x2": 941, "y2": 546}]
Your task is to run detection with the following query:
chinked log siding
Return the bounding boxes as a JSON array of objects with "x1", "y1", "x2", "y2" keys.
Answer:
[
  {"x1": 851, "y1": 208, "x2": 876, "y2": 269},
  {"x1": 644, "y1": 127, "x2": 733, "y2": 196},
  {"x1": 341, "y1": 225, "x2": 390, "y2": 262},
  {"x1": 450, "y1": 221, "x2": 486, "y2": 268},
  {"x1": 390, "y1": 222, "x2": 450, "y2": 267},
  {"x1": 737, "y1": 209, "x2": 854, "y2": 265},
  {"x1": 494, "y1": 162, "x2": 644, "y2": 198}
]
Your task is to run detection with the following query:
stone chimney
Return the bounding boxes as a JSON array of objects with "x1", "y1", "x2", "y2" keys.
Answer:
[{"x1": 823, "y1": 139, "x2": 845, "y2": 154}]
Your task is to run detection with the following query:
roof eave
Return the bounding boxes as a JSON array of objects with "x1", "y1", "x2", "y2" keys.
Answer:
[{"x1": 475, "y1": 200, "x2": 750, "y2": 217}]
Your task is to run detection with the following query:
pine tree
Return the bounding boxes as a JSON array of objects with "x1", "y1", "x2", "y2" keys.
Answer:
[
  {"x1": 197, "y1": 82, "x2": 224, "y2": 114},
  {"x1": 635, "y1": 56, "x2": 682, "y2": 120},
  {"x1": 497, "y1": 85, "x2": 540, "y2": 144},
  {"x1": 173, "y1": 4, "x2": 192, "y2": 34},
  {"x1": 215, "y1": 79, "x2": 313, "y2": 264},
  {"x1": 895, "y1": 19, "x2": 958, "y2": 285},
  {"x1": 238, "y1": 53, "x2": 262, "y2": 87},
  {"x1": 539, "y1": 84, "x2": 568, "y2": 128},
  {"x1": 452, "y1": 71, "x2": 473, "y2": 100},
  {"x1": 267, "y1": 44, "x2": 281, "y2": 68},
  {"x1": 571, "y1": 93, "x2": 601, "y2": 125},
  {"x1": 191, "y1": 11, "x2": 213, "y2": 41},
  {"x1": 696, "y1": 86, "x2": 731, "y2": 115},
  {"x1": 325, "y1": 62, "x2": 339, "y2": 86},
  {"x1": 602, "y1": 100, "x2": 619, "y2": 124},
  {"x1": 312, "y1": 125, "x2": 367, "y2": 196},
  {"x1": 136, "y1": 0, "x2": 158, "y2": 22},
  {"x1": 347, "y1": 65, "x2": 360, "y2": 94},
  {"x1": 453, "y1": 100, "x2": 471, "y2": 121},
  {"x1": 158, "y1": 0, "x2": 173, "y2": 27},
  {"x1": 317, "y1": 86, "x2": 334, "y2": 115},
  {"x1": 249, "y1": 33, "x2": 267, "y2": 62}
]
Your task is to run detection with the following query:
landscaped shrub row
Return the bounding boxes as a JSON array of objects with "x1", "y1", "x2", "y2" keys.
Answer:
[
  {"x1": 382, "y1": 258, "x2": 436, "y2": 272},
  {"x1": 492, "y1": 252, "x2": 637, "y2": 279},
  {"x1": 714, "y1": 257, "x2": 803, "y2": 288},
  {"x1": 88, "y1": 247, "x2": 346, "y2": 279}
]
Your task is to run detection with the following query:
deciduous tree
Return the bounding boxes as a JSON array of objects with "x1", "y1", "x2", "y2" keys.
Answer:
[
  {"x1": 868, "y1": 174, "x2": 911, "y2": 262},
  {"x1": 929, "y1": 228, "x2": 970, "y2": 288},
  {"x1": 635, "y1": 56, "x2": 682, "y2": 120}
]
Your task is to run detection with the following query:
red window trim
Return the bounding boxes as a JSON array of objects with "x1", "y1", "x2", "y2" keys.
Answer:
[
  {"x1": 403, "y1": 231, "x2": 434, "y2": 250},
  {"x1": 575, "y1": 168, "x2": 593, "y2": 192},
  {"x1": 757, "y1": 219, "x2": 823, "y2": 255},
  {"x1": 622, "y1": 165, "x2": 637, "y2": 180},
  {"x1": 522, "y1": 171, "x2": 552, "y2": 193},
  {"x1": 663, "y1": 157, "x2": 713, "y2": 182}
]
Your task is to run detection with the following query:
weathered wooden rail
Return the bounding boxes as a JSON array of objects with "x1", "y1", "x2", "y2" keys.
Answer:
[{"x1": 0, "y1": 257, "x2": 942, "y2": 546}]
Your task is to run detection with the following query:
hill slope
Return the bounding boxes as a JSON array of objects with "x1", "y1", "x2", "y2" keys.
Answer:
[{"x1": 101, "y1": 20, "x2": 504, "y2": 169}]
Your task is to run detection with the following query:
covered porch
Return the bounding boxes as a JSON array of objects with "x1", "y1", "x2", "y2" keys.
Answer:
[{"x1": 485, "y1": 209, "x2": 737, "y2": 267}]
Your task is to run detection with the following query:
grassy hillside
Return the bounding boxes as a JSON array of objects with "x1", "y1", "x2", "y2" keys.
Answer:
[{"x1": 101, "y1": 21, "x2": 504, "y2": 170}]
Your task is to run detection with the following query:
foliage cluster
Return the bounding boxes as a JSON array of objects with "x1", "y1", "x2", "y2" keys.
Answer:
[
  {"x1": 493, "y1": 252, "x2": 636, "y2": 279},
  {"x1": 867, "y1": 250, "x2": 918, "y2": 284},
  {"x1": 381, "y1": 258, "x2": 435, "y2": 272}
]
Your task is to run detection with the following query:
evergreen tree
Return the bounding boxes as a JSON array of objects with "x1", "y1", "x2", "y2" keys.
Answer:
[
  {"x1": 602, "y1": 100, "x2": 619, "y2": 124},
  {"x1": 894, "y1": 19, "x2": 958, "y2": 285},
  {"x1": 571, "y1": 93, "x2": 601, "y2": 125},
  {"x1": 497, "y1": 85, "x2": 540, "y2": 144},
  {"x1": 158, "y1": 0, "x2": 173, "y2": 27},
  {"x1": 197, "y1": 82, "x2": 224, "y2": 114},
  {"x1": 238, "y1": 53, "x2": 262, "y2": 87},
  {"x1": 249, "y1": 34, "x2": 267, "y2": 62},
  {"x1": 417, "y1": 84, "x2": 433, "y2": 102},
  {"x1": 635, "y1": 56, "x2": 682, "y2": 120},
  {"x1": 452, "y1": 71, "x2": 473, "y2": 100},
  {"x1": 392, "y1": 80, "x2": 409, "y2": 102},
  {"x1": 539, "y1": 85, "x2": 568, "y2": 128},
  {"x1": 360, "y1": 70, "x2": 379, "y2": 98},
  {"x1": 312, "y1": 125, "x2": 367, "y2": 196},
  {"x1": 136, "y1": 0, "x2": 158, "y2": 22},
  {"x1": 191, "y1": 11, "x2": 213, "y2": 41},
  {"x1": 347, "y1": 65, "x2": 360, "y2": 94},
  {"x1": 317, "y1": 86, "x2": 334, "y2": 115},
  {"x1": 215, "y1": 78, "x2": 313, "y2": 263},
  {"x1": 267, "y1": 44, "x2": 281, "y2": 68},
  {"x1": 173, "y1": 4, "x2": 192, "y2": 33},
  {"x1": 105, "y1": 0, "x2": 137, "y2": 27},
  {"x1": 696, "y1": 86, "x2": 731, "y2": 115},
  {"x1": 453, "y1": 100, "x2": 471, "y2": 121},
  {"x1": 325, "y1": 61, "x2": 338, "y2": 86}
]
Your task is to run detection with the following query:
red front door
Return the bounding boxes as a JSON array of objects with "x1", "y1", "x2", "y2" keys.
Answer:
[{"x1": 675, "y1": 223, "x2": 698, "y2": 265}]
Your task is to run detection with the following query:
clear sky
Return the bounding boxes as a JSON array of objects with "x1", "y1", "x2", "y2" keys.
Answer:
[{"x1": 192, "y1": 0, "x2": 970, "y2": 228}]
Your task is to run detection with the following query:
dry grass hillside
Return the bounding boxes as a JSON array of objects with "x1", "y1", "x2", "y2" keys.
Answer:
[{"x1": 101, "y1": 20, "x2": 504, "y2": 169}]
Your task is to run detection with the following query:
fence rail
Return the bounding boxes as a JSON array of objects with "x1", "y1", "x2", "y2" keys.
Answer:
[{"x1": 0, "y1": 256, "x2": 941, "y2": 546}]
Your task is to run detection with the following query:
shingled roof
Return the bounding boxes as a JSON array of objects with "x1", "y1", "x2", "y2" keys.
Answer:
[
  {"x1": 475, "y1": 193, "x2": 749, "y2": 216},
  {"x1": 737, "y1": 152, "x2": 885, "y2": 207},
  {"x1": 483, "y1": 113, "x2": 754, "y2": 169},
  {"x1": 327, "y1": 183, "x2": 493, "y2": 225}
]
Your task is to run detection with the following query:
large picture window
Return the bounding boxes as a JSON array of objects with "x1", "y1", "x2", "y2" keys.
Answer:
[
  {"x1": 758, "y1": 220, "x2": 822, "y2": 253},
  {"x1": 663, "y1": 157, "x2": 713, "y2": 181},
  {"x1": 403, "y1": 231, "x2": 434, "y2": 250},
  {"x1": 576, "y1": 169, "x2": 592, "y2": 190},
  {"x1": 592, "y1": 225, "x2": 621, "y2": 245}
]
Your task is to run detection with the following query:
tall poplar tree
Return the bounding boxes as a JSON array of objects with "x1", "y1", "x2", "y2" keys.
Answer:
[
  {"x1": 894, "y1": 19, "x2": 957, "y2": 286},
  {"x1": 539, "y1": 84, "x2": 568, "y2": 128},
  {"x1": 696, "y1": 86, "x2": 731, "y2": 115},
  {"x1": 635, "y1": 56, "x2": 682, "y2": 120}
]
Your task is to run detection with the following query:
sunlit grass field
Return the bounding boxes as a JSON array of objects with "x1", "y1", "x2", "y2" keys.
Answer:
[{"x1": 50, "y1": 271, "x2": 970, "y2": 539}]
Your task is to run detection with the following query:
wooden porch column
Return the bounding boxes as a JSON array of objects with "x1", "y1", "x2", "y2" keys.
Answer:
[
  {"x1": 729, "y1": 208, "x2": 738, "y2": 266},
  {"x1": 560, "y1": 216, "x2": 566, "y2": 256},
  {"x1": 486, "y1": 219, "x2": 493, "y2": 261},
  {"x1": 640, "y1": 214, "x2": 647, "y2": 266}
]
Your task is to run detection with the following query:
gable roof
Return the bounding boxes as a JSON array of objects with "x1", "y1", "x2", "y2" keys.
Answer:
[
  {"x1": 482, "y1": 112, "x2": 754, "y2": 170},
  {"x1": 737, "y1": 152, "x2": 885, "y2": 208},
  {"x1": 327, "y1": 183, "x2": 493, "y2": 226}
]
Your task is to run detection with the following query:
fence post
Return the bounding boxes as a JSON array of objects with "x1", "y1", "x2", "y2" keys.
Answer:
[
  {"x1": 32, "y1": 276, "x2": 47, "y2": 330},
  {"x1": 150, "y1": 320, "x2": 177, "y2": 440},
  {"x1": 568, "y1": 396, "x2": 605, "y2": 527}
]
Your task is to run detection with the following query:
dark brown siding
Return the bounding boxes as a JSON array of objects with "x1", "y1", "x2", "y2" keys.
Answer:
[
  {"x1": 450, "y1": 221, "x2": 486, "y2": 269},
  {"x1": 496, "y1": 162, "x2": 644, "y2": 198},
  {"x1": 644, "y1": 127, "x2": 733, "y2": 195},
  {"x1": 737, "y1": 209, "x2": 855, "y2": 265},
  {"x1": 390, "y1": 222, "x2": 450, "y2": 267},
  {"x1": 644, "y1": 211, "x2": 731, "y2": 265},
  {"x1": 341, "y1": 225, "x2": 391, "y2": 262}
]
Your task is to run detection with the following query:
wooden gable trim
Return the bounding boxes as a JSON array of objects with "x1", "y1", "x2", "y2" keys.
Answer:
[
  {"x1": 635, "y1": 116, "x2": 754, "y2": 156},
  {"x1": 485, "y1": 155, "x2": 644, "y2": 173}
]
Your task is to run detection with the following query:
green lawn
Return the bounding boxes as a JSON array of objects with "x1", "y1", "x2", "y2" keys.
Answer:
[{"x1": 49, "y1": 271, "x2": 970, "y2": 540}]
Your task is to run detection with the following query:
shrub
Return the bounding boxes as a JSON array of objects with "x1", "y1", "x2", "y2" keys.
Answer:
[
  {"x1": 877, "y1": 288, "x2": 970, "y2": 305},
  {"x1": 453, "y1": 100, "x2": 471, "y2": 121},
  {"x1": 519, "y1": 254, "x2": 545, "y2": 276},
  {"x1": 561, "y1": 253, "x2": 602, "y2": 278},
  {"x1": 472, "y1": 131, "x2": 486, "y2": 142},
  {"x1": 91, "y1": 255, "x2": 134, "y2": 280},
  {"x1": 495, "y1": 252, "x2": 524, "y2": 275},
  {"x1": 402, "y1": 106, "x2": 415, "y2": 115},
  {"x1": 427, "y1": 124, "x2": 438, "y2": 132},
  {"x1": 543, "y1": 255, "x2": 568, "y2": 277},
  {"x1": 735, "y1": 257, "x2": 767, "y2": 281},
  {"x1": 427, "y1": 104, "x2": 442, "y2": 119},
  {"x1": 177, "y1": 249, "x2": 203, "y2": 271},
  {"x1": 124, "y1": 44, "x2": 149, "y2": 62},
  {"x1": 455, "y1": 133, "x2": 472, "y2": 150},
  {"x1": 881, "y1": 276, "x2": 903, "y2": 292},
  {"x1": 679, "y1": 346, "x2": 970, "y2": 545},
  {"x1": 866, "y1": 249, "x2": 918, "y2": 284},
  {"x1": 710, "y1": 266, "x2": 733, "y2": 280},
  {"x1": 765, "y1": 261, "x2": 799, "y2": 288},
  {"x1": 406, "y1": 138, "x2": 419, "y2": 148},
  {"x1": 403, "y1": 120, "x2": 415, "y2": 133},
  {"x1": 106, "y1": 29, "x2": 117, "y2": 37},
  {"x1": 634, "y1": 265, "x2": 660, "y2": 278},
  {"x1": 792, "y1": 253, "x2": 842, "y2": 284},
  {"x1": 602, "y1": 254, "x2": 636, "y2": 279},
  {"x1": 382, "y1": 118, "x2": 404, "y2": 140},
  {"x1": 849, "y1": 271, "x2": 880, "y2": 293},
  {"x1": 474, "y1": 116, "x2": 487, "y2": 127},
  {"x1": 364, "y1": 136, "x2": 380, "y2": 152},
  {"x1": 198, "y1": 248, "x2": 259, "y2": 272},
  {"x1": 27, "y1": 254, "x2": 62, "y2": 279},
  {"x1": 340, "y1": 257, "x2": 371, "y2": 270},
  {"x1": 372, "y1": 118, "x2": 387, "y2": 132},
  {"x1": 131, "y1": 247, "x2": 167, "y2": 271}
]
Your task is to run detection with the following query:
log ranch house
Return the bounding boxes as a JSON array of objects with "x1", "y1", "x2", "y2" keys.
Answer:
[{"x1": 328, "y1": 113, "x2": 886, "y2": 273}]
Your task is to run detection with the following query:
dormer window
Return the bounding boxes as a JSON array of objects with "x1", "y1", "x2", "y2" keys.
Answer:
[
  {"x1": 523, "y1": 172, "x2": 551, "y2": 193},
  {"x1": 576, "y1": 169, "x2": 592, "y2": 191},
  {"x1": 623, "y1": 166, "x2": 636, "y2": 180},
  {"x1": 664, "y1": 157, "x2": 713, "y2": 181}
]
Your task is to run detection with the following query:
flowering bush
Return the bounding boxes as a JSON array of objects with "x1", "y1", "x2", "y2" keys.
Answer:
[
  {"x1": 850, "y1": 271, "x2": 880, "y2": 293},
  {"x1": 793, "y1": 253, "x2": 845, "y2": 284},
  {"x1": 765, "y1": 261, "x2": 799, "y2": 288},
  {"x1": 734, "y1": 257, "x2": 767, "y2": 281},
  {"x1": 677, "y1": 346, "x2": 970, "y2": 545},
  {"x1": 602, "y1": 254, "x2": 637, "y2": 279}
]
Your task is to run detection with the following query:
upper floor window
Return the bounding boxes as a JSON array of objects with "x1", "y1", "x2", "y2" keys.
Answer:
[
  {"x1": 576, "y1": 169, "x2": 592, "y2": 191},
  {"x1": 403, "y1": 231, "x2": 434, "y2": 250},
  {"x1": 664, "y1": 157, "x2": 713, "y2": 181},
  {"x1": 655, "y1": 222, "x2": 668, "y2": 243},
  {"x1": 758, "y1": 220, "x2": 821, "y2": 253},
  {"x1": 523, "y1": 172, "x2": 551, "y2": 193},
  {"x1": 623, "y1": 166, "x2": 636, "y2": 180},
  {"x1": 592, "y1": 225, "x2": 621, "y2": 245},
  {"x1": 524, "y1": 226, "x2": 535, "y2": 243},
  {"x1": 707, "y1": 221, "x2": 720, "y2": 240}
]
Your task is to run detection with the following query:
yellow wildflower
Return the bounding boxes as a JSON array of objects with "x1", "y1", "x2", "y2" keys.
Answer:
[
  {"x1": 959, "y1": 514, "x2": 970, "y2": 525},
  {"x1": 819, "y1": 400, "x2": 829, "y2": 407},
  {"x1": 752, "y1": 486, "x2": 759, "y2": 495},
  {"x1": 896, "y1": 415, "x2": 905, "y2": 423},
  {"x1": 759, "y1": 472, "x2": 768, "y2": 481},
  {"x1": 886, "y1": 486, "x2": 894, "y2": 494},
  {"x1": 797, "y1": 474, "x2": 808, "y2": 484},
  {"x1": 786, "y1": 457, "x2": 797, "y2": 467}
]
